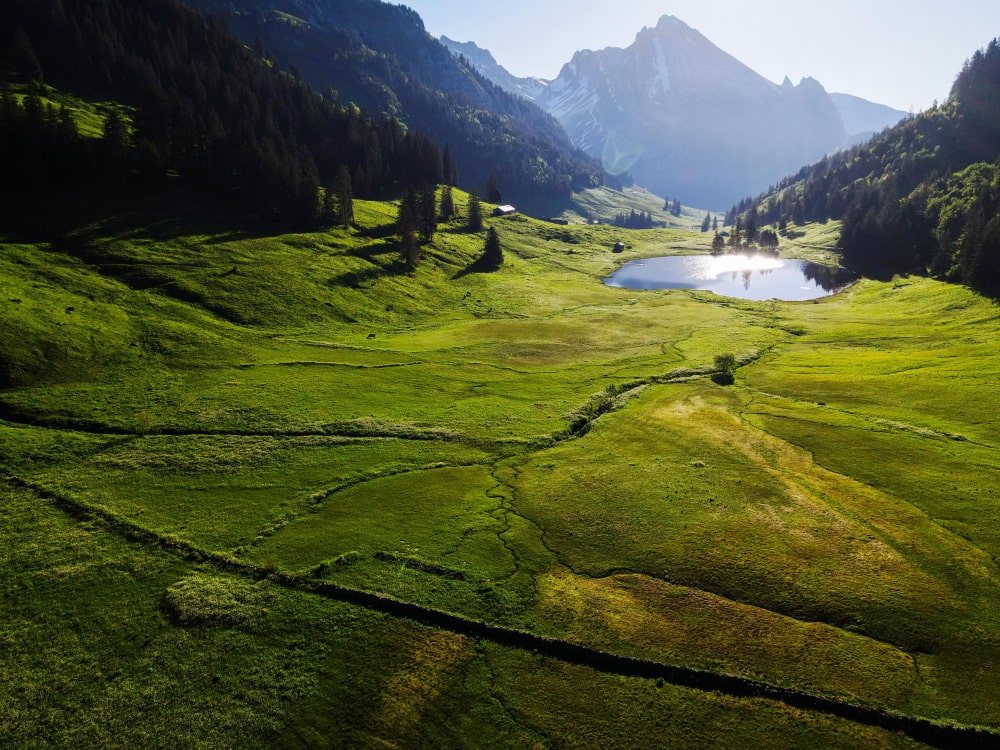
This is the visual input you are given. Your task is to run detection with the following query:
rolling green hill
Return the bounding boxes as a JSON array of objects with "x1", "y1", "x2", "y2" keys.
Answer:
[
  {"x1": 3, "y1": 5, "x2": 1000, "y2": 749},
  {"x1": 2, "y1": 174, "x2": 1000, "y2": 746}
]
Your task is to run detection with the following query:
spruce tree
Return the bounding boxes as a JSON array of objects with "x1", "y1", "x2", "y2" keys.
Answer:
[
  {"x1": 418, "y1": 185, "x2": 437, "y2": 241},
  {"x1": 745, "y1": 210, "x2": 759, "y2": 245},
  {"x1": 439, "y1": 185, "x2": 455, "y2": 221},
  {"x1": 712, "y1": 232, "x2": 726, "y2": 254},
  {"x1": 398, "y1": 188, "x2": 420, "y2": 268},
  {"x1": 467, "y1": 189, "x2": 483, "y2": 232},
  {"x1": 729, "y1": 216, "x2": 744, "y2": 247},
  {"x1": 336, "y1": 164, "x2": 354, "y2": 228},
  {"x1": 701, "y1": 213, "x2": 711, "y2": 233},
  {"x1": 482, "y1": 227, "x2": 503, "y2": 268}
]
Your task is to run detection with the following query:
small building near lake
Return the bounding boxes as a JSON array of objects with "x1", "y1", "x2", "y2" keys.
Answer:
[{"x1": 492, "y1": 205, "x2": 517, "y2": 217}]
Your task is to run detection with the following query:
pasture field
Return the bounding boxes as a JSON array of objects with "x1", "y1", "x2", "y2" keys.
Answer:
[{"x1": 2, "y1": 190, "x2": 998, "y2": 748}]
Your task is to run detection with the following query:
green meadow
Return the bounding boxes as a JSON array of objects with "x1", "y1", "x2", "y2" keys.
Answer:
[{"x1": 2, "y1": 185, "x2": 999, "y2": 747}]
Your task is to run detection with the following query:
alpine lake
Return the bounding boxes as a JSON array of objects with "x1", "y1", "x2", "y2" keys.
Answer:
[{"x1": 604, "y1": 253, "x2": 858, "y2": 301}]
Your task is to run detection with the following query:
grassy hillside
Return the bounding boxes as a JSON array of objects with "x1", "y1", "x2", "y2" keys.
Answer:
[
  {"x1": 3, "y1": 184, "x2": 999, "y2": 747},
  {"x1": 560, "y1": 186, "x2": 714, "y2": 231}
]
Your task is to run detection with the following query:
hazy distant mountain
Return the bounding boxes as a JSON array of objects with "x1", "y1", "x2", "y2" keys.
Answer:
[
  {"x1": 733, "y1": 38, "x2": 1000, "y2": 295},
  {"x1": 534, "y1": 16, "x2": 853, "y2": 206},
  {"x1": 444, "y1": 17, "x2": 888, "y2": 207},
  {"x1": 440, "y1": 36, "x2": 548, "y2": 101},
  {"x1": 830, "y1": 93, "x2": 909, "y2": 143}
]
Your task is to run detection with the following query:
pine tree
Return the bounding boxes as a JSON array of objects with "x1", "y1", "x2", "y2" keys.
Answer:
[
  {"x1": 712, "y1": 216, "x2": 719, "y2": 232},
  {"x1": 482, "y1": 227, "x2": 503, "y2": 268},
  {"x1": 729, "y1": 216, "x2": 744, "y2": 247},
  {"x1": 439, "y1": 185, "x2": 455, "y2": 221},
  {"x1": 398, "y1": 188, "x2": 420, "y2": 268},
  {"x1": 745, "y1": 210, "x2": 759, "y2": 245},
  {"x1": 467, "y1": 189, "x2": 483, "y2": 232},
  {"x1": 401, "y1": 224, "x2": 420, "y2": 269},
  {"x1": 712, "y1": 232, "x2": 726, "y2": 254},
  {"x1": 321, "y1": 186, "x2": 337, "y2": 226},
  {"x1": 418, "y1": 185, "x2": 437, "y2": 241},
  {"x1": 701, "y1": 213, "x2": 711, "y2": 233},
  {"x1": 336, "y1": 164, "x2": 354, "y2": 228}
]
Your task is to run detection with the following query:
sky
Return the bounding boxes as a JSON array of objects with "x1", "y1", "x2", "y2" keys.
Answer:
[{"x1": 402, "y1": 0, "x2": 1000, "y2": 112}]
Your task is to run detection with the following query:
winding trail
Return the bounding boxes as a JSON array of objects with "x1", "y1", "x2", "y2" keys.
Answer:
[{"x1": 5, "y1": 471, "x2": 998, "y2": 750}]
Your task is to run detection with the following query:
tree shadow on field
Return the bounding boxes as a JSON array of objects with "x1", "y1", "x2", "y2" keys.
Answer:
[{"x1": 452, "y1": 255, "x2": 500, "y2": 280}]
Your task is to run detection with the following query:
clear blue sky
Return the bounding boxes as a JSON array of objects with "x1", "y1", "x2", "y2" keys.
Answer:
[{"x1": 403, "y1": 0, "x2": 1000, "y2": 112}]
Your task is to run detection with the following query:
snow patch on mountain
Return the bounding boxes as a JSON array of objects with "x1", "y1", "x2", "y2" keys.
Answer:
[{"x1": 648, "y1": 38, "x2": 672, "y2": 101}]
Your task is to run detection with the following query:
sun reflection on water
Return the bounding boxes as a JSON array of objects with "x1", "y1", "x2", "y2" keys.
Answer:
[{"x1": 684, "y1": 254, "x2": 784, "y2": 280}]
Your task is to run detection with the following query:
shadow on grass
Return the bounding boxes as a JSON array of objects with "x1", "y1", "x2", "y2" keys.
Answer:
[
  {"x1": 347, "y1": 239, "x2": 398, "y2": 261},
  {"x1": 452, "y1": 256, "x2": 501, "y2": 280},
  {"x1": 0, "y1": 186, "x2": 289, "y2": 245}
]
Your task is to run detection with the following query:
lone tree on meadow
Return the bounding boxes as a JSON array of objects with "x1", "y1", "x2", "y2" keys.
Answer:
[
  {"x1": 482, "y1": 227, "x2": 503, "y2": 268},
  {"x1": 467, "y1": 189, "x2": 483, "y2": 232},
  {"x1": 712, "y1": 353, "x2": 737, "y2": 385}
]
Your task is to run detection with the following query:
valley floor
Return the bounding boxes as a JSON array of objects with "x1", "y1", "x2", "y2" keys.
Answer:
[{"x1": 2, "y1": 197, "x2": 999, "y2": 748}]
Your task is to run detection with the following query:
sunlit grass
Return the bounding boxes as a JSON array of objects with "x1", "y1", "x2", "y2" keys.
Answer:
[{"x1": 3, "y1": 184, "x2": 999, "y2": 744}]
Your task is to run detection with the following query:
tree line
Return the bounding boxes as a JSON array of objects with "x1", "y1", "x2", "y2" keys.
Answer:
[
  {"x1": 0, "y1": 0, "x2": 458, "y2": 225},
  {"x1": 613, "y1": 209, "x2": 655, "y2": 230}
]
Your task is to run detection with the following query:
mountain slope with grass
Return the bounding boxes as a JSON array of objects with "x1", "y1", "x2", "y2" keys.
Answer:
[
  {"x1": 4, "y1": 168, "x2": 1000, "y2": 746},
  {"x1": 4, "y1": 5, "x2": 1000, "y2": 748}
]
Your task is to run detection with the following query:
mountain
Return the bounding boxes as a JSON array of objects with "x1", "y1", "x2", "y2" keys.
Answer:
[
  {"x1": 731, "y1": 39, "x2": 1000, "y2": 295},
  {"x1": 179, "y1": 0, "x2": 613, "y2": 212},
  {"x1": 534, "y1": 15, "x2": 851, "y2": 207},
  {"x1": 440, "y1": 36, "x2": 548, "y2": 101},
  {"x1": 830, "y1": 93, "x2": 909, "y2": 143}
]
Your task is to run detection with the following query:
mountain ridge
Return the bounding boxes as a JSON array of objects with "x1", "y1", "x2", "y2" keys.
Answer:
[{"x1": 442, "y1": 16, "x2": 907, "y2": 207}]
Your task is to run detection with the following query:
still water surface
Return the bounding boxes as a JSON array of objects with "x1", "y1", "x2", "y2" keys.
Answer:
[{"x1": 604, "y1": 254, "x2": 857, "y2": 301}]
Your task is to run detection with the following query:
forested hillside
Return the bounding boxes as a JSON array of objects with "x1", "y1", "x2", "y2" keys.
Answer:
[
  {"x1": 179, "y1": 0, "x2": 615, "y2": 212},
  {"x1": 728, "y1": 39, "x2": 1000, "y2": 294},
  {"x1": 0, "y1": 0, "x2": 450, "y2": 225}
]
